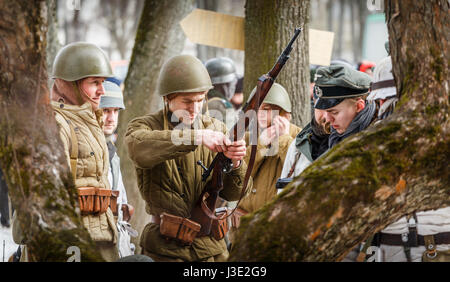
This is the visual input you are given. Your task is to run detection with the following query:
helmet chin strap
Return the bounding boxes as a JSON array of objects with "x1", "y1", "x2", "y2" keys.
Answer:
[
  {"x1": 163, "y1": 97, "x2": 169, "y2": 130},
  {"x1": 71, "y1": 81, "x2": 86, "y2": 106},
  {"x1": 74, "y1": 80, "x2": 101, "y2": 109}
]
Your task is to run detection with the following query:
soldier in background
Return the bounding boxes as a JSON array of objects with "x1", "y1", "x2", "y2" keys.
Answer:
[
  {"x1": 313, "y1": 65, "x2": 376, "y2": 150},
  {"x1": 204, "y1": 57, "x2": 239, "y2": 129},
  {"x1": 99, "y1": 81, "x2": 137, "y2": 258},
  {"x1": 279, "y1": 91, "x2": 330, "y2": 184},
  {"x1": 367, "y1": 56, "x2": 398, "y2": 120},
  {"x1": 228, "y1": 83, "x2": 300, "y2": 243},
  {"x1": 230, "y1": 76, "x2": 244, "y2": 110}
]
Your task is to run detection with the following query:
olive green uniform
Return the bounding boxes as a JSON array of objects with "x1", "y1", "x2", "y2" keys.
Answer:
[
  {"x1": 238, "y1": 124, "x2": 300, "y2": 214},
  {"x1": 125, "y1": 110, "x2": 249, "y2": 261}
]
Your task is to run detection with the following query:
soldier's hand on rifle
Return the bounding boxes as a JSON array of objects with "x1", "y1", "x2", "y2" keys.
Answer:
[
  {"x1": 196, "y1": 129, "x2": 230, "y2": 153},
  {"x1": 223, "y1": 139, "x2": 246, "y2": 167}
]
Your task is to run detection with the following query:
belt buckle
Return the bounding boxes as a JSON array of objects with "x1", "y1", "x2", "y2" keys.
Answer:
[
  {"x1": 407, "y1": 218, "x2": 418, "y2": 247},
  {"x1": 401, "y1": 233, "x2": 409, "y2": 243}
]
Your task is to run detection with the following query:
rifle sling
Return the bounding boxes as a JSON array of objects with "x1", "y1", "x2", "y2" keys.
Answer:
[{"x1": 200, "y1": 143, "x2": 257, "y2": 221}]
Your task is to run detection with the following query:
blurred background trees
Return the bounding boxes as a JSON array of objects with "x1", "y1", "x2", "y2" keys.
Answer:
[{"x1": 52, "y1": 0, "x2": 388, "y2": 86}]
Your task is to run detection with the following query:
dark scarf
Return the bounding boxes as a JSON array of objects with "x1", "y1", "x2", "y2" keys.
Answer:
[
  {"x1": 328, "y1": 101, "x2": 376, "y2": 149},
  {"x1": 310, "y1": 116, "x2": 330, "y2": 160}
]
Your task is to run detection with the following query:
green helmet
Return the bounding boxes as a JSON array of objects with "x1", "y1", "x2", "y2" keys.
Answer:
[
  {"x1": 250, "y1": 83, "x2": 292, "y2": 113},
  {"x1": 99, "y1": 81, "x2": 125, "y2": 110},
  {"x1": 205, "y1": 57, "x2": 237, "y2": 84},
  {"x1": 52, "y1": 42, "x2": 113, "y2": 81},
  {"x1": 157, "y1": 55, "x2": 213, "y2": 97}
]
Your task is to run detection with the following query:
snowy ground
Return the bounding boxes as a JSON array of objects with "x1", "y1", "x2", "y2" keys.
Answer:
[{"x1": 0, "y1": 225, "x2": 18, "y2": 262}]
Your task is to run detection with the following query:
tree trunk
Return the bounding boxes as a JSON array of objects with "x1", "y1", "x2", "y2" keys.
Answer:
[
  {"x1": 336, "y1": 0, "x2": 345, "y2": 59},
  {"x1": 0, "y1": 0, "x2": 102, "y2": 262},
  {"x1": 244, "y1": 0, "x2": 310, "y2": 128},
  {"x1": 229, "y1": 0, "x2": 449, "y2": 262},
  {"x1": 98, "y1": 0, "x2": 144, "y2": 60},
  {"x1": 116, "y1": 0, "x2": 195, "y2": 254},
  {"x1": 349, "y1": 0, "x2": 358, "y2": 63},
  {"x1": 326, "y1": 0, "x2": 333, "y2": 33},
  {"x1": 46, "y1": 0, "x2": 61, "y2": 83},
  {"x1": 357, "y1": 0, "x2": 368, "y2": 61}
]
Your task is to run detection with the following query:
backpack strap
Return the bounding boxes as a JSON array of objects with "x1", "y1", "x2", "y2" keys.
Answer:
[{"x1": 54, "y1": 108, "x2": 79, "y2": 180}]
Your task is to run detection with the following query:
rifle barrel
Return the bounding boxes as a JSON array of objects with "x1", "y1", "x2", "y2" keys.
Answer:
[{"x1": 268, "y1": 27, "x2": 302, "y2": 78}]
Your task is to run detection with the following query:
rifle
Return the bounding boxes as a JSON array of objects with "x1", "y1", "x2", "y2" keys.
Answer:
[{"x1": 191, "y1": 27, "x2": 303, "y2": 236}]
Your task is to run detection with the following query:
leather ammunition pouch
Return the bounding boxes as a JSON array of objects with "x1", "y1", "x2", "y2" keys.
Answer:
[
  {"x1": 78, "y1": 187, "x2": 96, "y2": 215},
  {"x1": 211, "y1": 208, "x2": 230, "y2": 240},
  {"x1": 77, "y1": 187, "x2": 118, "y2": 216},
  {"x1": 158, "y1": 212, "x2": 201, "y2": 245},
  {"x1": 95, "y1": 188, "x2": 111, "y2": 214},
  {"x1": 110, "y1": 190, "x2": 120, "y2": 216}
]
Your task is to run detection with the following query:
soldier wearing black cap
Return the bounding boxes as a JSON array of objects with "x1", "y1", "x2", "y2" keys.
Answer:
[{"x1": 313, "y1": 64, "x2": 377, "y2": 149}]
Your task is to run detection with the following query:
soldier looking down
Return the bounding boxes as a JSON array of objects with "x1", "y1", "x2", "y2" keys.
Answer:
[{"x1": 125, "y1": 54, "x2": 250, "y2": 262}]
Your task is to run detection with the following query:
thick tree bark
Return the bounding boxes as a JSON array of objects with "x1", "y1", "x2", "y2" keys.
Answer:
[
  {"x1": 0, "y1": 0, "x2": 102, "y2": 262},
  {"x1": 229, "y1": 0, "x2": 449, "y2": 262},
  {"x1": 116, "y1": 0, "x2": 195, "y2": 254},
  {"x1": 244, "y1": 0, "x2": 310, "y2": 128}
]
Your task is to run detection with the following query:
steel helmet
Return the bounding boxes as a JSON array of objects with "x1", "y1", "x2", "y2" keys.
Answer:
[
  {"x1": 52, "y1": 42, "x2": 113, "y2": 81},
  {"x1": 157, "y1": 55, "x2": 213, "y2": 97},
  {"x1": 250, "y1": 83, "x2": 292, "y2": 113},
  {"x1": 205, "y1": 57, "x2": 237, "y2": 84}
]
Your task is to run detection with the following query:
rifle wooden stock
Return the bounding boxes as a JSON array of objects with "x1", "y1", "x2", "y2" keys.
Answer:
[{"x1": 190, "y1": 28, "x2": 303, "y2": 237}]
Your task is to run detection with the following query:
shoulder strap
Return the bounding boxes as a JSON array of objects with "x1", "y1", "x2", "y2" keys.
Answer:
[
  {"x1": 287, "y1": 152, "x2": 302, "y2": 178},
  {"x1": 54, "y1": 108, "x2": 78, "y2": 180}
]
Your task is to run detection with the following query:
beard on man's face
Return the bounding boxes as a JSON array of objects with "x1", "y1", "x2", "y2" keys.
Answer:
[
  {"x1": 318, "y1": 116, "x2": 331, "y2": 135},
  {"x1": 103, "y1": 123, "x2": 117, "y2": 135},
  {"x1": 312, "y1": 114, "x2": 331, "y2": 136}
]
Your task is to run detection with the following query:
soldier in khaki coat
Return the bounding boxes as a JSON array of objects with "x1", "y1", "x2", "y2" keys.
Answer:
[
  {"x1": 229, "y1": 83, "x2": 300, "y2": 231},
  {"x1": 12, "y1": 42, "x2": 119, "y2": 262},
  {"x1": 125, "y1": 55, "x2": 249, "y2": 262},
  {"x1": 50, "y1": 42, "x2": 119, "y2": 261}
]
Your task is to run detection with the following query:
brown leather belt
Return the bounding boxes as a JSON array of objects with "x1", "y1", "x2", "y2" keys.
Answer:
[{"x1": 378, "y1": 232, "x2": 450, "y2": 246}]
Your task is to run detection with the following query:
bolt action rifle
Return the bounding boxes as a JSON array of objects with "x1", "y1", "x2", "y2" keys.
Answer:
[{"x1": 191, "y1": 28, "x2": 303, "y2": 236}]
